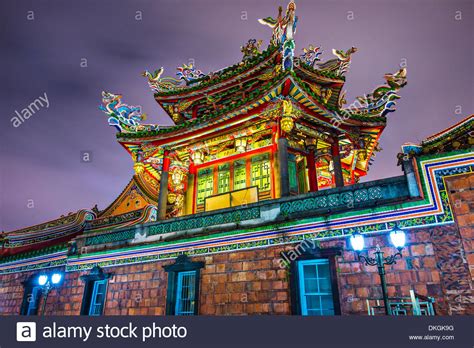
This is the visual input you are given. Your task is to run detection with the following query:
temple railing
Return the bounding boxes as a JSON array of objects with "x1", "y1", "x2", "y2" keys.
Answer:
[
  {"x1": 367, "y1": 290, "x2": 437, "y2": 316},
  {"x1": 79, "y1": 175, "x2": 411, "y2": 250},
  {"x1": 279, "y1": 176, "x2": 409, "y2": 217}
]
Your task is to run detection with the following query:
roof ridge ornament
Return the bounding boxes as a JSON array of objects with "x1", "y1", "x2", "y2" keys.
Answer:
[
  {"x1": 99, "y1": 91, "x2": 160, "y2": 133},
  {"x1": 142, "y1": 67, "x2": 183, "y2": 93},
  {"x1": 142, "y1": 63, "x2": 207, "y2": 93},
  {"x1": 241, "y1": 39, "x2": 263, "y2": 61},
  {"x1": 317, "y1": 47, "x2": 358, "y2": 76},
  {"x1": 258, "y1": 1, "x2": 297, "y2": 70},
  {"x1": 339, "y1": 68, "x2": 407, "y2": 120},
  {"x1": 299, "y1": 45, "x2": 322, "y2": 68},
  {"x1": 358, "y1": 68, "x2": 407, "y2": 108},
  {"x1": 176, "y1": 63, "x2": 206, "y2": 85}
]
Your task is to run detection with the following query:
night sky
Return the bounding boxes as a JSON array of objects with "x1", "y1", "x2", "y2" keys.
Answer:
[{"x1": 1, "y1": 0, "x2": 472, "y2": 232}]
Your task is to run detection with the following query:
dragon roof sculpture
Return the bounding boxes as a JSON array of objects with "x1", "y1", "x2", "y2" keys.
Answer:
[{"x1": 99, "y1": 91, "x2": 161, "y2": 133}]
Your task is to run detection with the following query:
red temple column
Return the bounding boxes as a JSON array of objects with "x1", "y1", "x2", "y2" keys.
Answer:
[
  {"x1": 306, "y1": 150, "x2": 318, "y2": 192},
  {"x1": 158, "y1": 149, "x2": 170, "y2": 220},
  {"x1": 331, "y1": 138, "x2": 344, "y2": 188}
]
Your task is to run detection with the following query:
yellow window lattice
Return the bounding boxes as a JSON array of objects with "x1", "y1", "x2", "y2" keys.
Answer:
[
  {"x1": 197, "y1": 168, "x2": 214, "y2": 205},
  {"x1": 233, "y1": 159, "x2": 247, "y2": 190},
  {"x1": 251, "y1": 154, "x2": 271, "y2": 192},
  {"x1": 217, "y1": 164, "x2": 230, "y2": 194}
]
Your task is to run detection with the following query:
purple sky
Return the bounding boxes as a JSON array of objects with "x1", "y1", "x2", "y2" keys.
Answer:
[{"x1": 1, "y1": 0, "x2": 472, "y2": 232}]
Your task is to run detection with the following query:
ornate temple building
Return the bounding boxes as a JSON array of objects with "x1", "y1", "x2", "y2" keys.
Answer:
[{"x1": 1, "y1": 2, "x2": 473, "y2": 316}]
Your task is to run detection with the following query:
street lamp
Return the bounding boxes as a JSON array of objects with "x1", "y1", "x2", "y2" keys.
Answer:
[
  {"x1": 37, "y1": 272, "x2": 63, "y2": 316},
  {"x1": 349, "y1": 227, "x2": 406, "y2": 315}
]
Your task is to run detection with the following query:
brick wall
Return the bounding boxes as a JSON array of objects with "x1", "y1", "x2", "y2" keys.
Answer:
[
  {"x1": 1, "y1": 226, "x2": 468, "y2": 316},
  {"x1": 0, "y1": 271, "x2": 31, "y2": 315},
  {"x1": 441, "y1": 173, "x2": 474, "y2": 314}
]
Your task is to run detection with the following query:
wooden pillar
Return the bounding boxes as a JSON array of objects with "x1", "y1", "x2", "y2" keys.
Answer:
[
  {"x1": 306, "y1": 149, "x2": 318, "y2": 192},
  {"x1": 158, "y1": 150, "x2": 170, "y2": 220},
  {"x1": 278, "y1": 137, "x2": 290, "y2": 197},
  {"x1": 331, "y1": 138, "x2": 344, "y2": 188}
]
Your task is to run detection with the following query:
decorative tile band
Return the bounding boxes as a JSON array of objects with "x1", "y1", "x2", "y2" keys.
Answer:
[
  {"x1": 84, "y1": 206, "x2": 260, "y2": 246},
  {"x1": 148, "y1": 206, "x2": 261, "y2": 236},
  {"x1": 280, "y1": 182, "x2": 390, "y2": 215},
  {"x1": 83, "y1": 178, "x2": 404, "y2": 248},
  {"x1": 0, "y1": 251, "x2": 67, "y2": 274}
]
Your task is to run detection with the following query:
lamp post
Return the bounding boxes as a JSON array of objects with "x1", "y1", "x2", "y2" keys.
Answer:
[
  {"x1": 349, "y1": 227, "x2": 407, "y2": 315},
  {"x1": 37, "y1": 272, "x2": 63, "y2": 316}
]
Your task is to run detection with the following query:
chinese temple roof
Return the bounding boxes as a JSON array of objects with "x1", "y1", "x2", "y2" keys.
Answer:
[
  {"x1": 95, "y1": 1, "x2": 409, "y2": 191},
  {"x1": 0, "y1": 173, "x2": 160, "y2": 257},
  {"x1": 100, "y1": 1, "x2": 407, "y2": 139},
  {"x1": 0, "y1": 209, "x2": 95, "y2": 257},
  {"x1": 401, "y1": 114, "x2": 474, "y2": 156}
]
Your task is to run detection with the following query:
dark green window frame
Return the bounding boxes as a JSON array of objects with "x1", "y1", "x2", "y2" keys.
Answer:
[
  {"x1": 80, "y1": 266, "x2": 113, "y2": 316},
  {"x1": 164, "y1": 255, "x2": 204, "y2": 316}
]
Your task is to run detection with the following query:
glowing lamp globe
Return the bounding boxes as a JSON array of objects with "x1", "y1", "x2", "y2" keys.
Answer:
[
  {"x1": 389, "y1": 227, "x2": 406, "y2": 249},
  {"x1": 51, "y1": 273, "x2": 62, "y2": 285},
  {"x1": 349, "y1": 233, "x2": 365, "y2": 252},
  {"x1": 38, "y1": 275, "x2": 48, "y2": 286}
]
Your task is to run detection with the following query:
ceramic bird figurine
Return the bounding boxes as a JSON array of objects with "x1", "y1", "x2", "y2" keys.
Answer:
[
  {"x1": 142, "y1": 67, "x2": 164, "y2": 82},
  {"x1": 384, "y1": 68, "x2": 407, "y2": 89}
]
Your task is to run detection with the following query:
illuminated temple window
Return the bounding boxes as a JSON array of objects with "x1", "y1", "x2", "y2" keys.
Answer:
[
  {"x1": 233, "y1": 159, "x2": 247, "y2": 190},
  {"x1": 197, "y1": 168, "x2": 214, "y2": 205},
  {"x1": 288, "y1": 153, "x2": 298, "y2": 194},
  {"x1": 251, "y1": 153, "x2": 271, "y2": 192},
  {"x1": 217, "y1": 164, "x2": 230, "y2": 194}
]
